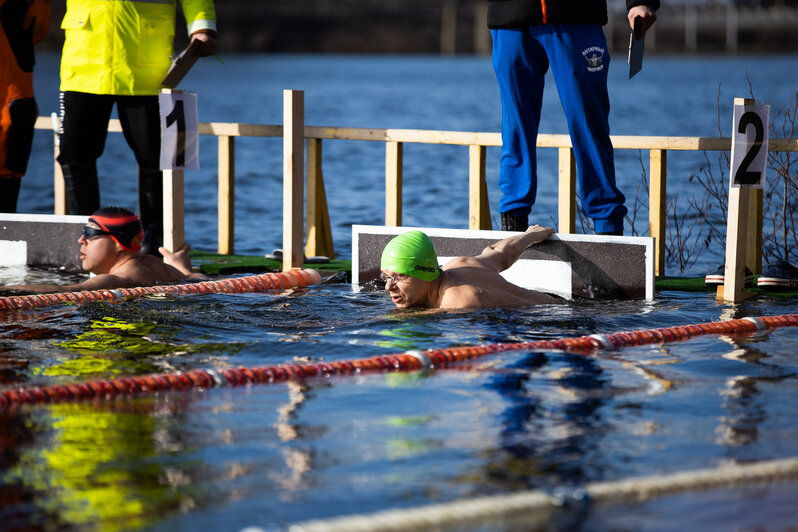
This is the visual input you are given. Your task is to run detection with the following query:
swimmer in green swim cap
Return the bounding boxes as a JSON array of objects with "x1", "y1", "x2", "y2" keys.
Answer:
[{"x1": 380, "y1": 225, "x2": 563, "y2": 309}]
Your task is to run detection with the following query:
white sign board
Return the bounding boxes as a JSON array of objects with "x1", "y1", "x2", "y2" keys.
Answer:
[
  {"x1": 730, "y1": 102, "x2": 769, "y2": 188},
  {"x1": 159, "y1": 90, "x2": 199, "y2": 170}
]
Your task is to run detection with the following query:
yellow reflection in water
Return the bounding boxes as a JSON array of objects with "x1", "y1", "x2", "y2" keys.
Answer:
[{"x1": 6, "y1": 403, "x2": 191, "y2": 531}]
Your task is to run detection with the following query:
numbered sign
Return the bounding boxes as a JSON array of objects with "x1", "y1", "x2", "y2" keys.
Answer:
[
  {"x1": 730, "y1": 102, "x2": 769, "y2": 188},
  {"x1": 159, "y1": 90, "x2": 199, "y2": 170}
]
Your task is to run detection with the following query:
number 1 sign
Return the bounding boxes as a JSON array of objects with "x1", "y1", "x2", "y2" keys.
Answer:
[
  {"x1": 159, "y1": 90, "x2": 200, "y2": 170},
  {"x1": 730, "y1": 101, "x2": 769, "y2": 188}
]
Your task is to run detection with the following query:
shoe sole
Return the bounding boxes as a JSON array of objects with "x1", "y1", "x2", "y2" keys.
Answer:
[
  {"x1": 757, "y1": 276, "x2": 798, "y2": 289},
  {"x1": 705, "y1": 274, "x2": 753, "y2": 285}
]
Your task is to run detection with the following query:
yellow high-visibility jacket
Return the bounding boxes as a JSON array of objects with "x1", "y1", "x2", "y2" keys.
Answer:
[{"x1": 60, "y1": 0, "x2": 216, "y2": 96}]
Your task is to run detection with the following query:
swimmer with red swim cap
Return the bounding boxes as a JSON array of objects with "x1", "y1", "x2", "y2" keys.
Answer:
[
  {"x1": 380, "y1": 225, "x2": 563, "y2": 309},
  {"x1": 1, "y1": 207, "x2": 202, "y2": 293}
]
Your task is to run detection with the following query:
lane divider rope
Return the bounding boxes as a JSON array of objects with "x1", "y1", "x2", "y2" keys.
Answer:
[
  {"x1": 1, "y1": 312, "x2": 796, "y2": 409},
  {"x1": 0, "y1": 268, "x2": 322, "y2": 312},
  {"x1": 286, "y1": 457, "x2": 798, "y2": 532}
]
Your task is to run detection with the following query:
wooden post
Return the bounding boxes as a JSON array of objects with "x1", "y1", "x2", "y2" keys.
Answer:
[
  {"x1": 160, "y1": 88, "x2": 187, "y2": 253},
  {"x1": 723, "y1": 97, "x2": 760, "y2": 302},
  {"x1": 685, "y1": 5, "x2": 698, "y2": 52},
  {"x1": 440, "y1": 0, "x2": 457, "y2": 55},
  {"x1": 746, "y1": 188, "x2": 763, "y2": 275},
  {"x1": 726, "y1": 4, "x2": 739, "y2": 53},
  {"x1": 386, "y1": 141, "x2": 403, "y2": 226},
  {"x1": 283, "y1": 90, "x2": 305, "y2": 272},
  {"x1": 306, "y1": 138, "x2": 334, "y2": 258},
  {"x1": 472, "y1": 1, "x2": 490, "y2": 55},
  {"x1": 51, "y1": 113, "x2": 68, "y2": 215},
  {"x1": 649, "y1": 149, "x2": 667, "y2": 276},
  {"x1": 723, "y1": 186, "x2": 751, "y2": 302},
  {"x1": 469, "y1": 144, "x2": 491, "y2": 230},
  {"x1": 163, "y1": 169, "x2": 185, "y2": 252},
  {"x1": 218, "y1": 135, "x2": 235, "y2": 255},
  {"x1": 558, "y1": 147, "x2": 576, "y2": 233}
]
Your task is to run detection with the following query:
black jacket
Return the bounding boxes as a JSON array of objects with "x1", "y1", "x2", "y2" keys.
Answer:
[{"x1": 488, "y1": 0, "x2": 660, "y2": 29}]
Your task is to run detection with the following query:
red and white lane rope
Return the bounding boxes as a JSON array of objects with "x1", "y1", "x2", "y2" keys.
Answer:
[
  {"x1": 1, "y1": 312, "x2": 796, "y2": 409},
  {"x1": 0, "y1": 268, "x2": 322, "y2": 312}
]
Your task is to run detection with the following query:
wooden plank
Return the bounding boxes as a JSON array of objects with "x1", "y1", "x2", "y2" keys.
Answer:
[
  {"x1": 305, "y1": 138, "x2": 335, "y2": 258},
  {"x1": 746, "y1": 187, "x2": 763, "y2": 274},
  {"x1": 558, "y1": 147, "x2": 576, "y2": 234},
  {"x1": 34, "y1": 116, "x2": 798, "y2": 152},
  {"x1": 283, "y1": 90, "x2": 305, "y2": 272},
  {"x1": 163, "y1": 169, "x2": 185, "y2": 252},
  {"x1": 52, "y1": 113, "x2": 67, "y2": 215},
  {"x1": 385, "y1": 141, "x2": 403, "y2": 226},
  {"x1": 468, "y1": 144, "x2": 491, "y2": 230},
  {"x1": 649, "y1": 149, "x2": 667, "y2": 276},
  {"x1": 217, "y1": 135, "x2": 235, "y2": 255},
  {"x1": 35, "y1": 116, "x2": 798, "y2": 152}
]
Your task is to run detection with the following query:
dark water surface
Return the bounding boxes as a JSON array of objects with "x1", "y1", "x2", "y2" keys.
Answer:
[
  {"x1": 0, "y1": 281, "x2": 797, "y2": 531},
  {"x1": 20, "y1": 53, "x2": 798, "y2": 275}
]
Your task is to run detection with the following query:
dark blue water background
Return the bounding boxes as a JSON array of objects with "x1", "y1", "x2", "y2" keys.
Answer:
[
  {"x1": 1, "y1": 53, "x2": 797, "y2": 531},
  {"x1": 21, "y1": 52, "x2": 798, "y2": 275}
]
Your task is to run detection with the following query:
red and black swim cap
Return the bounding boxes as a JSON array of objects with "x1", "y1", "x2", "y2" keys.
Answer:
[{"x1": 88, "y1": 207, "x2": 144, "y2": 252}]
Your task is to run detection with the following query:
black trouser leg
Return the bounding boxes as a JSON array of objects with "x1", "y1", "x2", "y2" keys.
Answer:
[
  {"x1": 57, "y1": 91, "x2": 114, "y2": 216},
  {"x1": 138, "y1": 168, "x2": 163, "y2": 256},
  {"x1": 118, "y1": 95, "x2": 163, "y2": 256},
  {"x1": 61, "y1": 162, "x2": 100, "y2": 215},
  {"x1": 0, "y1": 177, "x2": 21, "y2": 213}
]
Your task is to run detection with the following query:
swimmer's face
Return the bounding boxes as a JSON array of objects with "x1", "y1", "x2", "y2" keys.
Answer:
[
  {"x1": 381, "y1": 269, "x2": 428, "y2": 308},
  {"x1": 78, "y1": 222, "x2": 119, "y2": 274}
]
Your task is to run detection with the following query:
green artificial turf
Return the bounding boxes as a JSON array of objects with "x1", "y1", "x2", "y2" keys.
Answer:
[
  {"x1": 656, "y1": 276, "x2": 798, "y2": 298},
  {"x1": 190, "y1": 250, "x2": 351, "y2": 276},
  {"x1": 190, "y1": 252, "x2": 797, "y2": 298}
]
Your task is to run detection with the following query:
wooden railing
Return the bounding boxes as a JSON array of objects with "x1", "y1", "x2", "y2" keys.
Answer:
[{"x1": 34, "y1": 114, "x2": 798, "y2": 276}]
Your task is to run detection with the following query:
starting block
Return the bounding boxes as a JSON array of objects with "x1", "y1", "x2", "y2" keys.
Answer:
[{"x1": 353, "y1": 225, "x2": 654, "y2": 301}]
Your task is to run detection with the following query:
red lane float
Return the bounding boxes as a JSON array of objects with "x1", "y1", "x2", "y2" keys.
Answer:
[
  {"x1": 1, "y1": 312, "x2": 797, "y2": 410},
  {"x1": 0, "y1": 269, "x2": 322, "y2": 312}
]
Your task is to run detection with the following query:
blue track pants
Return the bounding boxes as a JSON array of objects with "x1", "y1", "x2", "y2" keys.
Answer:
[{"x1": 492, "y1": 24, "x2": 626, "y2": 234}]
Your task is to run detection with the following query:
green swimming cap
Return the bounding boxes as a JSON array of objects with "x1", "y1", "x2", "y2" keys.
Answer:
[{"x1": 381, "y1": 230, "x2": 441, "y2": 281}]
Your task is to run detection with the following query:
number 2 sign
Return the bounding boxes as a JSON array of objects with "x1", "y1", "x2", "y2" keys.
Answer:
[
  {"x1": 730, "y1": 101, "x2": 769, "y2": 188},
  {"x1": 159, "y1": 90, "x2": 199, "y2": 170}
]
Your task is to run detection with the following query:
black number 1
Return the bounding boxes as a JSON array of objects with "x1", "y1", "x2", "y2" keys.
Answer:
[
  {"x1": 733, "y1": 111, "x2": 764, "y2": 185},
  {"x1": 165, "y1": 100, "x2": 186, "y2": 167}
]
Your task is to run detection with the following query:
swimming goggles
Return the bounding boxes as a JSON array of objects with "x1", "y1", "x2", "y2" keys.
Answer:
[
  {"x1": 82, "y1": 226, "x2": 112, "y2": 240},
  {"x1": 380, "y1": 272, "x2": 410, "y2": 285}
]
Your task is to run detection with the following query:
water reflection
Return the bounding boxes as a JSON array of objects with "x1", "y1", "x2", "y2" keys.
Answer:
[
  {"x1": 3, "y1": 400, "x2": 201, "y2": 531},
  {"x1": 480, "y1": 351, "x2": 609, "y2": 491}
]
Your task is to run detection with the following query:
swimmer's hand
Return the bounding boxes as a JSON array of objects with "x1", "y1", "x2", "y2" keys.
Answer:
[
  {"x1": 160, "y1": 243, "x2": 198, "y2": 278},
  {"x1": 524, "y1": 224, "x2": 555, "y2": 244}
]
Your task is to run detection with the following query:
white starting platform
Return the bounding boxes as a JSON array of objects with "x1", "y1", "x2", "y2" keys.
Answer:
[
  {"x1": 0, "y1": 214, "x2": 87, "y2": 273},
  {"x1": 352, "y1": 225, "x2": 655, "y2": 301}
]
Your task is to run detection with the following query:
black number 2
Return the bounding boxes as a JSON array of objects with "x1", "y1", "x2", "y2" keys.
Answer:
[
  {"x1": 734, "y1": 111, "x2": 764, "y2": 185},
  {"x1": 165, "y1": 99, "x2": 186, "y2": 167}
]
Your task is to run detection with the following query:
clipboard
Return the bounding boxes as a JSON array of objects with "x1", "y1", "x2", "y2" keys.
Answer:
[
  {"x1": 628, "y1": 17, "x2": 645, "y2": 79},
  {"x1": 161, "y1": 39, "x2": 202, "y2": 88}
]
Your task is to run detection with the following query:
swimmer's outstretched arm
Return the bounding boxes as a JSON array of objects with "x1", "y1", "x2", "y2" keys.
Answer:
[{"x1": 478, "y1": 224, "x2": 554, "y2": 272}]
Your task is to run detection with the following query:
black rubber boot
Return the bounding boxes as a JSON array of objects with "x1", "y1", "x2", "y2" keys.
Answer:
[
  {"x1": 0, "y1": 177, "x2": 21, "y2": 213},
  {"x1": 138, "y1": 169, "x2": 163, "y2": 256},
  {"x1": 60, "y1": 163, "x2": 100, "y2": 215},
  {"x1": 500, "y1": 211, "x2": 528, "y2": 232}
]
